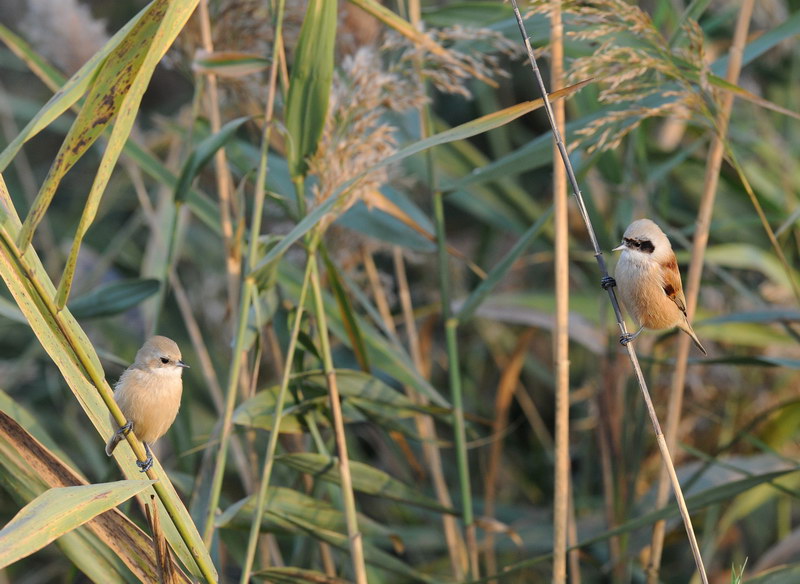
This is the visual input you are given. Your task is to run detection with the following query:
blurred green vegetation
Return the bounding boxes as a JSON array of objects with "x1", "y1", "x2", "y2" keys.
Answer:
[{"x1": 0, "y1": 0, "x2": 799, "y2": 583}]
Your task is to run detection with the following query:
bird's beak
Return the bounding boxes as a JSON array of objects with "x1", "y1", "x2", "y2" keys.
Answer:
[
  {"x1": 177, "y1": 360, "x2": 190, "y2": 368},
  {"x1": 612, "y1": 243, "x2": 626, "y2": 252}
]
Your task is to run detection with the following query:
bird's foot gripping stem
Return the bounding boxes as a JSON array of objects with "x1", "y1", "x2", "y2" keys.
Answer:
[
  {"x1": 115, "y1": 421, "x2": 132, "y2": 439},
  {"x1": 601, "y1": 276, "x2": 616, "y2": 290},
  {"x1": 137, "y1": 443, "x2": 153, "y2": 472}
]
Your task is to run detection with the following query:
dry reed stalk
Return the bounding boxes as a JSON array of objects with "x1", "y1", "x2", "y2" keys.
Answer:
[
  {"x1": 647, "y1": 2, "x2": 756, "y2": 582},
  {"x1": 484, "y1": 328, "x2": 535, "y2": 582},
  {"x1": 197, "y1": 0, "x2": 240, "y2": 316},
  {"x1": 551, "y1": 1, "x2": 571, "y2": 581},
  {"x1": 393, "y1": 246, "x2": 467, "y2": 580}
]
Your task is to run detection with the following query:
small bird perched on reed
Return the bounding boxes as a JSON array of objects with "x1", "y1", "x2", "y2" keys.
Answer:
[
  {"x1": 611, "y1": 218, "x2": 707, "y2": 355},
  {"x1": 105, "y1": 336, "x2": 189, "y2": 471}
]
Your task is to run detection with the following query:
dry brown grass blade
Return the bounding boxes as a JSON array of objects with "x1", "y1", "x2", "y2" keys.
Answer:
[
  {"x1": 0, "y1": 411, "x2": 190, "y2": 583},
  {"x1": 145, "y1": 495, "x2": 180, "y2": 584},
  {"x1": 362, "y1": 189, "x2": 488, "y2": 279}
]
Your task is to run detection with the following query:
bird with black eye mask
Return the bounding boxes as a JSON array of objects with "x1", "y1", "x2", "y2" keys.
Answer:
[{"x1": 611, "y1": 219, "x2": 706, "y2": 355}]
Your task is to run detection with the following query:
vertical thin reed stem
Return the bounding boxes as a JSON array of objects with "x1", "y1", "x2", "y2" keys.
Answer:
[
  {"x1": 550, "y1": 1, "x2": 571, "y2": 581},
  {"x1": 647, "y1": 2, "x2": 755, "y2": 581},
  {"x1": 197, "y1": 0, "x2": 240, "y2": 311},
  {"x1": 433, "y1": 191, "x2": 478, "y2": 578},
  {"x1": 308, "y1": 242, "x2": 368, "y2": 584},
  {"x1": 508, "y1": 2, "x2": 709, "y2": 582},
  {"x1": 393, "y1": 246, "x2": 467, "y2": 580}
]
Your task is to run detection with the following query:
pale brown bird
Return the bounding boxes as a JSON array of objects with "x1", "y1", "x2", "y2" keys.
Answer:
[
  {"x1": 105, "y1": 336, "x2": 189, "y2": 471},
  {"x1": 612, "y1": 218, "x2": 707, "y2": 355}
]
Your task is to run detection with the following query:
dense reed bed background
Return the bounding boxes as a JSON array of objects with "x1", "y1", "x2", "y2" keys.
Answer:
[{"x1": 0, "y1": 1, "x2": 799, "y2": 582}]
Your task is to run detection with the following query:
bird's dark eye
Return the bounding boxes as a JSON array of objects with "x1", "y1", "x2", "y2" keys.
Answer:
[{"x1": 160, "y1": 357, "x2": 169, "y2": 364}]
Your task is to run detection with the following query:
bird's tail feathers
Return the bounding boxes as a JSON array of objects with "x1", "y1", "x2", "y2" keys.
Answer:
[{"x1": 680, "y1": 321, "x2": 707, "y2": 355}]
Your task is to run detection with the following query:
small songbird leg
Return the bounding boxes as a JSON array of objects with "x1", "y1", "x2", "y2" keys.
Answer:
[
  {"x1": 601, "y1": 276, "x2": 616, "y2": 290},
  {"x1": 619, "y1": 326, "x2": 644, "y2": 346},
  {"x1": 136, "y1": 443, "x2": 154, "y2": 472},
  {"x1": 115, "y1": 421, "x2": 132, "y2": 438}
]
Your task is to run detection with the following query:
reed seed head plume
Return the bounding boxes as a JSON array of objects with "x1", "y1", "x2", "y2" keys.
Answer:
[
  {"x1": 382, "y1": 24, "x2": 519, "y2": 99},
  {"x1": 308, "y1": 48, "x2": 427, "y2": 232},
  {"x1": 528, "y1": 0, "x2": 717, "y2": 153}
]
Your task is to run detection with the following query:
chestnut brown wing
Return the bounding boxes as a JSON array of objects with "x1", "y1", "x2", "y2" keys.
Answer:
[{"x1": 661, "y1": 250, "x2": 688, "y2": 316}]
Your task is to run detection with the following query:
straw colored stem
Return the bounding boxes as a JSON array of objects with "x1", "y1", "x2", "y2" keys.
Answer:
[
  {"x1": 647, "y1": 2, "x2": 755, "y2": 581},
  {"x1": 308, "y1": 243, "x2": 367, "y2": 584},
  {"x1": 550, "y1": 2, "x2": 571, "y2": 581},
  {"x1": 197, "y1": 0, "x2": 240, "y2": 312},
  {"x1": 393, "y1": 246, "x2": 467, "y2": 580}
]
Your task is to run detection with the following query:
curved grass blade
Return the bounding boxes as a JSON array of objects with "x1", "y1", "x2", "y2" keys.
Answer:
[
  {"x1": 52, "y1": 0, "x2": 200, "y2": 309},
  {"x1": 0, "y1": 481, "x2": 154, "y2": 570},
  {"x1": 174, "y1": 116, "x2": 251, "y2": 204},
  {"x1": 68, "y1": 278, "x2": 160, "y2": 320}
]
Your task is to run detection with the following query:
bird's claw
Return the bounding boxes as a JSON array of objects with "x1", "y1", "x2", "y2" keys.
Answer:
[
  {"x1": 619, "y1": 333, "x2": 635, "y2": 346},
  {"x1": 601, "y1": 276, "x2": 616, "y2": 290},
  {"x1": 115, "y1": 421, "x2": 132, "y2": 438},
  {"x1": 136, "y1": 456, "x2": 153, "y2": 472}
]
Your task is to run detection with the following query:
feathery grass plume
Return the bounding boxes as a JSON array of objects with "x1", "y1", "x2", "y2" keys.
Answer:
[
  {"x1": 19, "y1": 0, "x2": 109, "y2": 74},
  {"x1": 529, "y1": 0, "x2": 717, "y2": 153},
  {"x1": 309, "y1": 24, "x2": 518, "y2": 232},
  {"x1": 382, "y1": 24, "x2": 519, "y2": 99},
  {"x1": 307, "y1": 47, "x2": 428, "y2": 232}
]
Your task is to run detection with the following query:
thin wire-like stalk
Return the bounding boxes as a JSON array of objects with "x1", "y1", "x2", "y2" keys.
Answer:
[
  {"x1": 508, "y1": 2, "x2": 708, "y2": 582},
  {"x1": 433, "y1": 191, "x2": 478, "y2": 579},
  {"x1": 238, "y1": 6, "x2": 306, "y2": 578},
  {"x1": 197, "y1": 0, "x2": 240, "y2": 311},
  {"x1": 393, "y1": 246, "x2": 467, "y2": 580},
  {"x1": 647, "y1": 2, "x2": 755, "y2": 581},
  {"x1": 308, "y1": 240, "x2": 368, "y2": 584},
  {"x1": 239, "y1": 260, "x2": 311, "y2": 582},
  {"x1": 550, "y1": 1, "x2": 571, "y2": 581}
]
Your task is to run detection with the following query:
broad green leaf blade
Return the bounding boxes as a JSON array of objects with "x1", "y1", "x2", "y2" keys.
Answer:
[
  {"x1": 250, "y1": 81, "x2": 589, "y2": 276},
  {"x1": 68, "y1": 279, "x2": 160, "y2": 320},
  {"x1": 0, "y1": 481, "x2": 154, "y2": 570},
  {"x1": 174, "y1": 116, "x2": 251, "y2": 204},
  {"x1": 0, "y1": 7, "x2": 148, "y2": 171},
  {"x1": 277, "y1": 452, "x2": 457, "y2": 514},
  {"x1": 285, "y1": 0, "x2": 337, "y2": 177},
  {"x1": 217, "y1": 487, "x2": 394, "y2": 541},
  {"x1": 53, "y1": 0, "x2": 201, "y2": 309}
]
